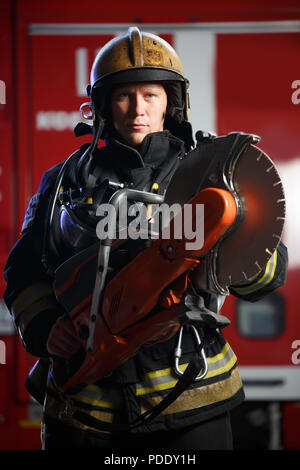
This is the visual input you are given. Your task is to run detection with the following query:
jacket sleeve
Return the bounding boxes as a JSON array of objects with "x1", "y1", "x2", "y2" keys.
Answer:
[
  {"x1": 229, "y1": 240, "x2": 288, "y2": 302},
  {"x1": 3, "y1": 164, "x2": 64, "y2": 357}
]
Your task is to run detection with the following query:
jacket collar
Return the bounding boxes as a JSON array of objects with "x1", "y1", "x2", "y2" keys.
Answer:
[{"x1": 103, "y1": 130, "x2": 185, "y2": 171}]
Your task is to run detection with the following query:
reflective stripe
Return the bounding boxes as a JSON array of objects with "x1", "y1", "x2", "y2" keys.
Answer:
[
  {"x1": 44, "y1": 392, "x2": 114, "y2": 433},
  {"x1": 70, "y1": 384, "x2": 123, "y2": 410},
  {"x1": 136, "y1": 342, "x2": 237, "y2": 396},
  {"x1": 16, "y1": 295, "x2": 60, "y2": 338},
  {"x1": 232, "y1": 249, "x2": 277, "y2": 296},
  {"x1": 11, "y1": 283, "x2": 53, "y2": 319},
  {"x1": 48, "y1": 379, "x2": 122, "y2": 411},
  {"x1": 139, "y1": 366, "x2": 243, "y2": 416},
  {"x1": 10, "y1": 283, "x2": 60, "y2": 338}
]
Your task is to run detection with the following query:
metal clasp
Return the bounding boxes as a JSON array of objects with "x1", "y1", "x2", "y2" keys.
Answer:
[
  {"x1": 80, "y1": 101, "x2": 94, "y2": 120},
  {"x1": 174, "y1": 325, "x2": 208, "y2": 381}
]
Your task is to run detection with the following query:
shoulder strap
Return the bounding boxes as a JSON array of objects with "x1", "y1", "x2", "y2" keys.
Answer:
[{"x1": 41, "y1": 146, "x2": 88, "y2": 274}]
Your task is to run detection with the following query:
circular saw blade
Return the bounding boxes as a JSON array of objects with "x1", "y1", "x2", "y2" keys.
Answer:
[{"x1": 214, "y1": 144, "x2": 285, "y2": 288}]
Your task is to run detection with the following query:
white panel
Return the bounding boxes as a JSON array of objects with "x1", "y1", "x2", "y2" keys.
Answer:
[
  {"x1": 239, "y1": 366, "x2": 300, "y2": 401},
  {"x1": 29, "y1": 21, "x2": 300, "y2": 35},
  {"x1": 0, "y1": 300, "x2": 15, "y2": 335},
  {"x1": 276, "y1": 158, "x2": 300, "y2": 269},
  {"x1": 172, "y1": 31, "x2": 216, "y2": 136},
  {"x1": 75, "y1": 48, "x2": 88, "y2": 97}
]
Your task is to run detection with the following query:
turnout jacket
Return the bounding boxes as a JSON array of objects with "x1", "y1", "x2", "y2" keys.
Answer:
[{"x1": 4, "y1": 130, "x2": 288, "y2": 435}]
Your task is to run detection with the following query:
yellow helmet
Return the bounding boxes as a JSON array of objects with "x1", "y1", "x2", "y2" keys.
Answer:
[{"x1": 88, "y1": 26, "x2": 189, "y2": 123}]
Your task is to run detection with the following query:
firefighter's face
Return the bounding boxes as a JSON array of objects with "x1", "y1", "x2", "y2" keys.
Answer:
[{"x1": 110, "y1": 82, "x2": 168, "y2": 148}]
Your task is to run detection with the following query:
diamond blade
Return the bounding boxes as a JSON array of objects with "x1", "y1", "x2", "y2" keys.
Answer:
[{"x1": 214, "y1": 144, "x2": 285, "y2": 288}]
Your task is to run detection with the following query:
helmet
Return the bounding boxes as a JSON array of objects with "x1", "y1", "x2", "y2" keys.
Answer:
[{"x1": 88, "y1": 26, "x2": 189, "y2": 124}]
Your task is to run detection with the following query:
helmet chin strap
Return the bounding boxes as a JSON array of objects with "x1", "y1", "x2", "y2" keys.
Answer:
[{"x1": 76, "y1": 112, "x2": 105, "y2": 188}]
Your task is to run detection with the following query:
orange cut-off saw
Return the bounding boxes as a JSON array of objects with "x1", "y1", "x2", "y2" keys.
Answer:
[{"x1": 53, "y1": 132, "x2": 285, "y2": 392}]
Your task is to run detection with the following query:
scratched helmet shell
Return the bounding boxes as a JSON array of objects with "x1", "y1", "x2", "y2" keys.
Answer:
[{"x1": 88, "y1": 26, "x2": 190, "y2": 123}]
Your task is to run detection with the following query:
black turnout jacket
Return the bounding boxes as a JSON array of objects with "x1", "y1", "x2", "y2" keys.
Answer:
[{"x1": 4, "y1": 130, "x2": 288, "y2": 435}]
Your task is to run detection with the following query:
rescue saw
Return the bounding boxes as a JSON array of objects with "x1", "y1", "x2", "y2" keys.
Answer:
[{"x1": 52, "y1": 131, "x2": 285, "y2": 392}]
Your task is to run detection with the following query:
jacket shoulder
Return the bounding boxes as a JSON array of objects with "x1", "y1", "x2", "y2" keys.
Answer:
[{"x1": 38, "y1": 163, "x2": 63, "y2": 194}]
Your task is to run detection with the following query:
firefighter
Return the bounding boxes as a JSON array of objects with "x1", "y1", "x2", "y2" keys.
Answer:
[{"x1": 3, "y1": 27, "x2": 288, "y2": 450}]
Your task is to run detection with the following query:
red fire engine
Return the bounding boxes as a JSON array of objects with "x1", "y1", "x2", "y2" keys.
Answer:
[{"x1": 0, "y1": 0, "x2": 299, "y2": 450}]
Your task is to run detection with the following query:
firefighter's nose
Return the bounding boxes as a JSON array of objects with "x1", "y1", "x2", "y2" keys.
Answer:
[{"x1": 130, "y1": 93, "x2": 145, "y2": 115}]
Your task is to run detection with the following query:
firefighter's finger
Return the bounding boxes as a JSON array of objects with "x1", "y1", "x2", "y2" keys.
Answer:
[
  {"x1": 46, "y1": 317, "x2": 82, "y2": 357},
  {"x1": 47, "y1": 335, "x2": 81, "y2": 357},
  {"x1": 55, "y1": 316, "x2": 79, "y2": 339}
]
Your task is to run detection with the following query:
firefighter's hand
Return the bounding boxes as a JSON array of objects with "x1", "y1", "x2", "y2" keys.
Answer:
[{"x1": 46, "y1": 316, "x2": 82, "y2": 358}]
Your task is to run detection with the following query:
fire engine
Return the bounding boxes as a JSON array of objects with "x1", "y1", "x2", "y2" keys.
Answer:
[{"x1": 0, "y1": 0, "x2": 299, "y2": 450}]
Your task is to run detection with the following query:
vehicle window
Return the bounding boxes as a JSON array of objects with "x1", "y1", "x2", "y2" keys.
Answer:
[{"x1": 236, "y1": 291, "x2": 285, "y2": 338}]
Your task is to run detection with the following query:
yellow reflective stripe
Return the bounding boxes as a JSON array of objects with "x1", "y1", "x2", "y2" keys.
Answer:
[
  {"x1": 205, "y1": 353, "x2": 237, "y2": 380},
  {"x1": 11, "y1": 283, "x2": 53, "y2": 318},
  {"x1": 137, "y1": 376, "x2": 176, "y2": 396},
  {"x1": 136, "y1": 343, "x2": 237, "y2": 396},
  {"x1": 232, "y1": 249, "x2": 277, "y2": 296},
  {"x1": 44, "y1": 393, "x2": 114, "y2": 433},
  {"x1": 140, "y1": 366, "x2": 243, "y2": 416},
  {"x1": 137, "y1": 344, "x2": 231, "y2": 381},
  {"x1": 70, "y1": 384, "x2": 122, "y2": 410},
  {"x1": 72, "y1": 396, "x2": 119, "y2": 410},
  {"x1": 19, "y1": 420, "x2": 41, "y2": 428},
  {"x1": 206, "y1": 342, "x2": 230, "y2": 364}
]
